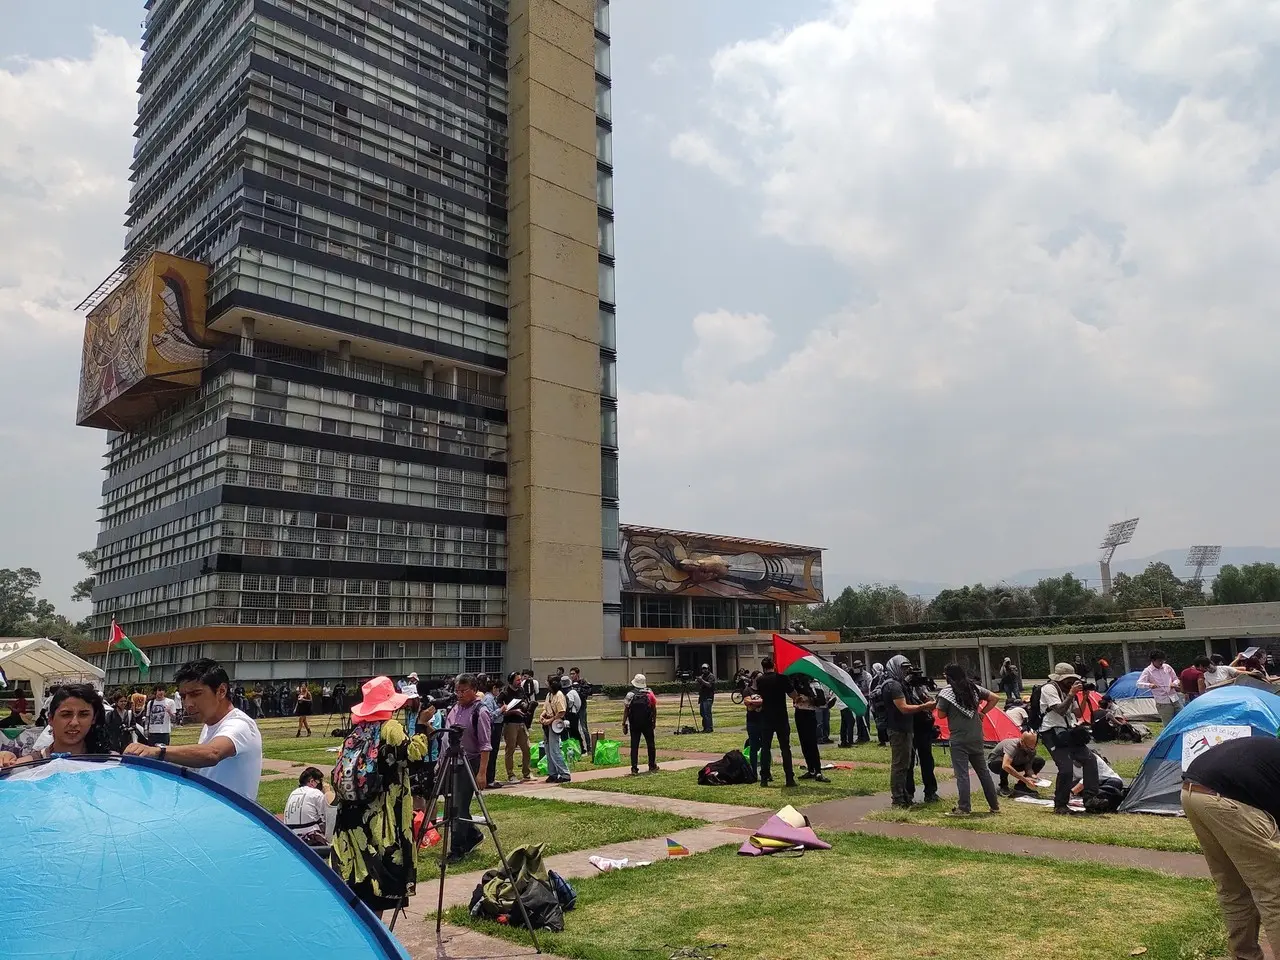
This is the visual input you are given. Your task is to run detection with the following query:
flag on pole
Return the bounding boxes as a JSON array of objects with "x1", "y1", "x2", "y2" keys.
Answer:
[
  {"x1": 108, "y1": 620, "x2": 151, "y2": 677},
  {"x1": 772, "y1": 634, "x2": 868, "y2": 717}
]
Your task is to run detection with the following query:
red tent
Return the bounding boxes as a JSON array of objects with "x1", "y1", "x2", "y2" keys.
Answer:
[{"x1": 933, "y1": 705, "x2": 1023, "y2": 745}]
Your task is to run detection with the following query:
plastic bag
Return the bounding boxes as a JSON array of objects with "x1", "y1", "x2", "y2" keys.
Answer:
[
  {"x1": 563, "y1": 739, "x2": 582, "y2": 766},
  {"x1": 593, "y1": 739, "x2": 621, "y2": 766}
]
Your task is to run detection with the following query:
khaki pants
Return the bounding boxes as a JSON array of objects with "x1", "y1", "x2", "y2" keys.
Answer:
[
  {"x1": 1182, "y1": 788, "x2": 1280, "y2": 960},
  {"x1": 503, "y1": 722, "x2": 530, "y2": 780}
]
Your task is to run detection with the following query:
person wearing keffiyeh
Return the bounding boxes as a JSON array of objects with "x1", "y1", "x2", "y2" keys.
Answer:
[{"x1": 936, "y1": 663, "x2": 1002, "y2": 816}]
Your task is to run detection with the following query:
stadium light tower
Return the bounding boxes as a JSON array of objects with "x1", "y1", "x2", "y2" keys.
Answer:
[
  {"x1": 1098, "y1": 518, "x2": 1140, "y2": 596},
  {"x1": 1185, "y1": 545, "x2": 1222, "y2": 582}
]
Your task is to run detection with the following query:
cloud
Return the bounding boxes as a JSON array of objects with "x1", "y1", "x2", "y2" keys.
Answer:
[
  {"x1": 649, "y1": 53, "x2": 676, "y2": 76},
  {"x1": 629, "y1": 0, "x2": 1280, "y2": 586},
  {"x1": 0, "y1": 31, "x2": 140, "y2": 608},
  {"x1": 669, "y1": 130, "x2": 743, "y2": 184},
  {"x1": 683, "y1": 310, "x2": 775, "y2": 379}
]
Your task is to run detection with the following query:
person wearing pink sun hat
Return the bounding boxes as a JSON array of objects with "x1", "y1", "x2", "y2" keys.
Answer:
[{"x1": 329, "y1": 676, "x2": 428, "y2": 918}]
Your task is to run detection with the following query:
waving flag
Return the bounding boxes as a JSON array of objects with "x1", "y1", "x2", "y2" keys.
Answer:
[
  {"x1": 108, "y1": 620, "x2": 151, "y2": 677},
  {"x1": 772, "y1": 634, "x2": 868, "y2": 717}
]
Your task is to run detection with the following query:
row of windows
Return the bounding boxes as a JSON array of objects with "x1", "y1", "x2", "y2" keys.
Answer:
[
  {"x1": 224, "y1": 506, "x2": 505, "y2": 545},
  {"x1": 620, "y1": 597, "x2": 783, "y2": 631}
]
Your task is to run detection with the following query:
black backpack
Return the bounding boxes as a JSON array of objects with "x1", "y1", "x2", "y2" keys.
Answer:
[
  {"x1": 628, "y1": 690, "x2": 655, "y2": 729},
  {"x1": 1026, "y1": 683, "x2": 1046, "y2": 731},
  {"x1": 698, "y1": 749, "x2": 756, "y2": 785}
]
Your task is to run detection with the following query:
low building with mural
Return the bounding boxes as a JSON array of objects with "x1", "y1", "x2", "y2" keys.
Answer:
[{"x1": 619, "y1": 524, "x2": 838, "y2": 683}]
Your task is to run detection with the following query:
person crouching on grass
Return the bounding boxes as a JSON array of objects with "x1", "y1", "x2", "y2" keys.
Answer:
[
  {"x1": 936, "y1": 664, "x2": 1001, "y2": 816},
  {"x1": 0, "y1": 683, "x2": 111, "y2": 766}
]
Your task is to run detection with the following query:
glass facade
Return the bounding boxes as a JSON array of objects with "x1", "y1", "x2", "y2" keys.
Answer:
[{"x1": 85, "y1": 0, "x2": 535, "y2": 684}]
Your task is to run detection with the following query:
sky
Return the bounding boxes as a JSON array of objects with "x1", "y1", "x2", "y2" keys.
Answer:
[{"x1": 4, "y1": 1, "x2": 1280, "y2": 613}]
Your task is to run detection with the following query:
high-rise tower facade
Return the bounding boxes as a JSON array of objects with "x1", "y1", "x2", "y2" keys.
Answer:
[{"x1": 79, "y1": 0, "x2": 618, "y2": 687}]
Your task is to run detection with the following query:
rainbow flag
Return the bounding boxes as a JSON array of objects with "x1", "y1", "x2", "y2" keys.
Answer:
[{"x1": 665, "y1": 838, "x2": 690, "y2": 858}]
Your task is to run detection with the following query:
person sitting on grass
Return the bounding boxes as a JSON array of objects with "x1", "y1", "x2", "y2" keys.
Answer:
[
  {"x1": 937, "y1": 663, "x2": 1001, "y2": 816},
  {"x1": 284, "y1": 766, "x2": 331, "y2": 846},
  {"x1": 0, "y1": 683, "x2": 111, "y2": 766},
  {"x1": 987, "y1": 732, "x2": 1046, "y2": 796},
  {"x1": 1071, "y1": 749, "x2": 1126, "y2": 812}
]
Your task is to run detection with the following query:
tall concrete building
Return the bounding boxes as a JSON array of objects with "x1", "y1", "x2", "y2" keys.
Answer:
[{"x1": 78, "y1": 0, "x2": 620, "y2": 687}]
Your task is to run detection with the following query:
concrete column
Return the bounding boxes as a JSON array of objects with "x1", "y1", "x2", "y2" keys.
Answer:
[
  {"x1": 918, "y1": 648, "x2": 927, "y2": 677},
  {"x1": 240, "y1": 317, "x2": 255, "y2": 357},
  {"x1": 1204, "y1": 638, "x2": 1213, "y2": 659},
  {"x1": 1122, "y1": 642, "x2": 1132, "y2": 673},
  {"x1": 1046, "y1": 644, "x2": 1055, "y2": 673}
]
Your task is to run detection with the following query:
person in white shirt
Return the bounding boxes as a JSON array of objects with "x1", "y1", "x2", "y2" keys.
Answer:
[
  {"x1": 145, "y1": 685, "x2": 178, "y2": 746},
  {"x1": 1136, "y1": 649, "x2": 1183, "y2": 724},
  {"x1": 172, "y1": 690, "x2": 184, "y2": 727},
  {"x1": 125, "y1": 658, "x2": 263, "y2": 801},
  {"x1": 1038, "y1": 663, "x2": 1100, "y2": 815},
  {"x1": 1203, "y1": 656, "x2": 1240, "y2": 688},
  {"x1": 283, "y1": 766, "x2": 330, "y2": 844}
]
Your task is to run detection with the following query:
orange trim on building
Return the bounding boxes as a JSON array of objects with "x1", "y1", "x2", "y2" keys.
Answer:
[
  {"x1": 84, "y1": 625, "x2": 507, "y2": 656},
  {"x1": 621, "y1": 627, "x2": 840, "y2": 644}
]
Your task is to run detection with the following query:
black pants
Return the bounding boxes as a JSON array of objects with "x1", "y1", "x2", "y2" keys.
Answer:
[
  {"x1": 450, "y1": 755, "x2": 483, "y2": 856},
  {"x1": 839, "y1": 709, "x2": 855, "y2": 746},
  {"x1": 486, "y1": 724, "x2": 503, "y2": 785},
  {"x1": 1048, "y1": 735, "x2": 1099, "y2": 810},
  {"x1": 794, "y1": 709, "x2": 822, "y2": 774},
  {"x1": 760, "y1": 714, "x2": 795, "y2": 785},
  {"x1": 630, "y1": 723, "x2": 656, "y2": 772},
  {"x1": 988, "y1": 755, "x2": 1045, "y2": 790},
  {"x1": 914, "y1": 724, "x2": 938, "y2": 799}
]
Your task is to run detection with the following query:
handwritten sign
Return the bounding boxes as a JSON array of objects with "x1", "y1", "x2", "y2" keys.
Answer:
[{"x1": 1182, "y1": 725, "x2": 1251, "y2": 770}]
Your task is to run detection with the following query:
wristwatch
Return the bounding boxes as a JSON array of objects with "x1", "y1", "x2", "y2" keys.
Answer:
[{"x1": 158, "y1": 746, "x2": 167, "y2": 762}]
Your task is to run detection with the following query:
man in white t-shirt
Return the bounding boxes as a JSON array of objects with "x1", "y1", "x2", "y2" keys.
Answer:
[
  {"x1": 146, "y1": 686, "x2": 178, "y2": 745},
  {"x1": 172, "y1": 690, "x2": 184, "y2": 726},
  {"x1": 283, "y1": 767, "x2": 330, "y2": 843},
  {"x1": 125, "y1": 658, "x2": 263, "y2": 801}
]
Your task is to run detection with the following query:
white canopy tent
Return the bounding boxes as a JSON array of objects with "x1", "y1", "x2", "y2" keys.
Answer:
[{"x1": 0, "y1": 638, "x2": 105, "y2": 710}]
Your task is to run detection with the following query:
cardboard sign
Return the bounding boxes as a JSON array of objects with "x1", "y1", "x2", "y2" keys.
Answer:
[{"x1": 1182, "y1": 725, "x2": 1251, "y2": 770}]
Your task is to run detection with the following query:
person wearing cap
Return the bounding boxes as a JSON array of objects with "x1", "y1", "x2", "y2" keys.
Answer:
[
  {"x1": 1039, "y1": 663, "x2": 1099, "y2": 815},
  {"x1": 329, "y1": 676, "x2": 427, "y2": 915},
  {"x1": 445, "y1": 674, "x2": 493, "y2": 861},
  {"x1": 623, "y1": 674, "x2": 659, "y2": 775},
  {"x1": 696, "y1": 663, "x2": 716, "y2": 733},
  {"x1": 400, "y1": 672, "x2": 421, "y2": 735}
]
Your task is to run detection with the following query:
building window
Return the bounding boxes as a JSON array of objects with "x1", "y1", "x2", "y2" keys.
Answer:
[
  {"x1": 597, "y1": 168, "x2": 613, "y2": 210},
  {"x1": 598, "y1": 214, "x2": 615, "y2": 257},
  {"x1": 739, "y1": 601, "x2": 781, "y2": 631},
  {"x1": 601, "y1": 407, "x2": 617, "y2": 447},
  {"x1": 599, "y1": 308, "x2": 616, "y2": 351},
  {"x1": 622, "y1": 596, "x2": 637, "y2": 627},
  {"x1": 692, "y1": 598, "x2": 734, "y2": 630},
  {"x1": 597, "y1": 124, "x2": 612, "y2": 166},
  {"x1": 595, "y1": 37, "x2": 611, "y2": 77},
  {"x1": 631, "y1": 641, "x2": 671, "y2": 658},
  {"x1": 601, "y1": 452, "x2": 619, "y2": 500},
  {"x1": 598, "y1": 261, "x2": 616, "y2": 304},
  {"x1": 596, "y1": 0, "x2": 610, "y2": 36},
  {"x1": 596, "y1": 80, "x2": 612, "y2": 121},
  {"x1": 600, "y1": 357, "x2": 617, "y2": 399},
  {"x1": 602, "y1": 505, "x2": 620, "y2": 551},
  {"x1": 639, "y1": 596, "x2": 684, "y2": 629}
]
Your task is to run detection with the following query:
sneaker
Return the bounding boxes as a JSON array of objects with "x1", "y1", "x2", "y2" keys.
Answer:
[
  {"x1": 946, "y1": 807, "x2": 971, "y2": 817},
  {"x1": 630, "y1": 768, "x2": 641, "y2": 776},
  {"x1": 521, "y1": 775, "x2": 534, "y2": 782},
  {"x1": 1052, "y1": 807, "x2": 1070, "y2": 816},
  {"x1": 989, "y1": 804, "x2": 1000, "y2": 813},
  {"x1": 812, "y1": 774, "x2": 831, "y2": 783},
  {"x1": 759, "y1": 777, "x2": 773, "y2": 787},
  {"x1": 648, "y1": 764, "x2": 660, "y2": 773},
  {"x1": 799, "y1": 771, "x2": 817, "y2": 781},
  {"x1": 923, "y1": 794, "x2": 941, "y2": 804},
  {"x1": 998, "y1": 787, "x2": 1013, "y2": 798},
  {"x1": 783, "y1": 780, "x2": 798, "y2": 788}
]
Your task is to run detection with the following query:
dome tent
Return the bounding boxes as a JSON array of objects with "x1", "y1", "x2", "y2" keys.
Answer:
[
  {"x1": 1117, "y1": 686, "x2": 1280, "y2": 816},
  {"x1": 0, "y1": 756, "x2": 409, "y2": 960},
  {"x1": 932, "y1": 705, "x2": 1023, "y2": 745},
  {"x1": 1105, "y1": 670, "x2": 1159, "y2": 722},
  {"x1": 1106, "y1": 670, "x2": 1143, "y2": 700}
]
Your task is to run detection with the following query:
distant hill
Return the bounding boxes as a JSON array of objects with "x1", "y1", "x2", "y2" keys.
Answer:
[{"x1": 1005, "y1": 547, "x2": 1280, "y2": 588}]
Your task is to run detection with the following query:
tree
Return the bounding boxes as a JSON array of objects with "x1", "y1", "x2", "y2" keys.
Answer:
[
  {"x1": 802, "y1": 584, "x2": 927, "y2": 630},
  {"x1": 925, "y1": 583, "x2": 1036, "y2": 622},
  {"x1": 1029, "y1": 573, "x2": 1105, "y2": 617},
  {"x1": 1110, "y1": 562, "x2": 1203, "y2": 611},
  {"x1": 72, "y1": 549, "x2": 97, "y2": 603},
  {"x1": 1211, "y1": 563, "x2": 1280, "y2": 605},
  {"x1": 0, "y1": 567, "x2": 48, "y2": 635}
]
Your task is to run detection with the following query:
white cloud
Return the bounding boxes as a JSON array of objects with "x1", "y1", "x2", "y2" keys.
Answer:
[
  {"x1": 629, "y1": 0, "x2": 1280, "y2": 585},
  {"x1": 683, "y1": 310, "x2": 774, "y2": 379},
  {"x1": 649, "y1": 53, "x2": 676, "y2": 76},
  {"x1": 669, "y1": 130, "x2": 743, "y2": 184}
]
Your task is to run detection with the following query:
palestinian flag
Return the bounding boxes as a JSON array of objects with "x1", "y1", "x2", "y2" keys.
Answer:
[
  {"x1": 772, "y1": 634, "x2": 868, "y2": 717},
  {"x1": 109, "y1": 620, "x2": 151, "y2": 677}
]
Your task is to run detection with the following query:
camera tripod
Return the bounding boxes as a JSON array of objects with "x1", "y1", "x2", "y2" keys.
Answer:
[
  {"x1": 674, "y1": 679, "x2": 702, "y2": 735},
  {"x1": 389, "y1": 725, "x2": 541, "y2": 955}
]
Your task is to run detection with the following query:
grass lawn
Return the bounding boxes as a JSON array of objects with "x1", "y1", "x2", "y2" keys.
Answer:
[
  {"x1": 416, "y1": 795, "x2": 701, "y2": 876},
  {"x1": 450, "y1": 833, "x2": 1224, "y2": 960},
  {"x1": 573, "y1": 765, "x2": 891, "y2": 807},
  {"x1": 869, "y1": 801, "x2": 1198, "y2": 853}
]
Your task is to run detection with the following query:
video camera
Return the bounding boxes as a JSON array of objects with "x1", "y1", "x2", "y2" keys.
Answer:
[{"x1": 675, "y1": 669, "x2": 694, "y2": 683}]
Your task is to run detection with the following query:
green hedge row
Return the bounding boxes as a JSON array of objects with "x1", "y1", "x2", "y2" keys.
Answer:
[{"x1": 847, "y1": 618, "x2": 1185, "y2": 644}]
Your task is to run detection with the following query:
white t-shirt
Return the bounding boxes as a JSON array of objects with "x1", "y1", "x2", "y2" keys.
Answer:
[
  {"x1": 1203, "y1": 665, "x2": 1235, "y2": 687},
  {"x1": 146, "y1": 698, "x2": 176, "y2": 735},
  {"x1": 1075, "y1": 754, "x2": 1120, "y2": 783},
  {"x1": 1038, "y1": 682, "x2": 1072, "y2": 731},
  {"x1": 197, "y1": 707, "x2": 263, "y2": 801},
  {"x1": 283, "y1": 784, "x2": 328, "y2": 835}
]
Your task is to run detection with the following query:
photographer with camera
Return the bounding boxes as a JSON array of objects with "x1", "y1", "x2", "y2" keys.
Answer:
[
  {"x1": 443, "y1": 675, "x2": 491, "y2": 863},
  {"x1": 696, "y1": 664, "x2": 716, "y2": 733},
  {"x1": 881, "y1": 655, "x2": 937, "y2": 808},
  {"x1": 1039, "y1": 663, "x2": 1100, "y2": 815}
]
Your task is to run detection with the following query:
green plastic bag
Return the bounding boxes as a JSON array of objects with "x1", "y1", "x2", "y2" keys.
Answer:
[
  {"x1": 529, "y1": 741, "x2": 543, "y2": 766},
  {"x1": 563, "y1": 739, "x2": 582, "y2": 767},
  {"x1": 593, "y1": 739, "x2": 621, "y2": 766}
]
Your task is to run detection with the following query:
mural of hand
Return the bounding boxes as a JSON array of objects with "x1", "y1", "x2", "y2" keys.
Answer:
[{"x1": 626, "y1": 535, "x2": 695, "y2": 592}]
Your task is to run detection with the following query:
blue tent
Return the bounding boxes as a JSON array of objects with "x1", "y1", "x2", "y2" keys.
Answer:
[
  {"x1": 1107, "y1": 670, "x2": 1143, "y2": 700},
  {"x1": 0, "y1": 756, "x2": 409, "y2": 959},
  {"x1": 1118, "y1": 685, "x2": 1280, "y2": 815}
]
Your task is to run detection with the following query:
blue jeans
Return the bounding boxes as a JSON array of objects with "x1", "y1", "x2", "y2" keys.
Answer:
[
  {"x1": 817, "y1": 707, "x2": 831, "y2": 741},
  {"x1": 546, "y1": 726, "x2": 570, "y2": 780},
  {"x1": 699, "y1": 699, "x2": 714, "y2": 732}
]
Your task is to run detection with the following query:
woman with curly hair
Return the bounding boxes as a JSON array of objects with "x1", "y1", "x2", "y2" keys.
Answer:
[{"x1": 329, "y1": 676, "x2": 428, "y2": 919}]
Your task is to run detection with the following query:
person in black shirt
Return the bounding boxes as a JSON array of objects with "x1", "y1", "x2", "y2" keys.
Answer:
[
  {"x1": 696, "y1": 664, "x2": 716, "y2": 733},
  {"x1": 880, "y1": 655, "x2": 936, "y2": 808},
  {"x1": 1183, "y1": 736, "x2": 1280, "y2": 960},
  {"x1": 753, "y1": 657, "x2": 796, "y2": 788}
]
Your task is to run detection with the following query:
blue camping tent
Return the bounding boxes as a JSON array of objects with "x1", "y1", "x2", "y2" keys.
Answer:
[
  {"x1": 1117, "y1": 685, "x2": 1280, "y2": 815},
  {"x1": 1107, "y1": 670, "x2": 1143, "y2": 700},
  {"x1": 0, "y1": 756, "x2": 410, "y2": 959}
]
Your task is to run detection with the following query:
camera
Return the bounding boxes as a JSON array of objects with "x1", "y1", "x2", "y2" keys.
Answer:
[
  {"x1": 1080, "y1": 681, "x2": 1098, "y2": 692},
  {"x1": 676, "y1": 669, "x2": 694, "y2": 682}
]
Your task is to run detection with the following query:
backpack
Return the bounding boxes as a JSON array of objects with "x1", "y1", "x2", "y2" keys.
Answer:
[
  {"x1": 548, "y1": 870, "x2": 576, "y2": 911},
  {"x1": 698, "y1": 749, "x2": 756, "y2": 786},
  {"x1": 332, "y1": 722, "x2": 384, "y2": 804},
  {"x1": 1026, "y1": 683, "x2": 1046, "y2": 732},
  {"x1": 628, "y1": 690, "x2": 656, "y2": 729},
  {"x1": 468, "y1": 844, "x2": 564, "y2": 932}
]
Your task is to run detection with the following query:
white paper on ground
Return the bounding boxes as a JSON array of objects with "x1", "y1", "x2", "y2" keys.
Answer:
[{"x1": 1035, "y1": 778, "x2": 1052, "y2": 788}]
